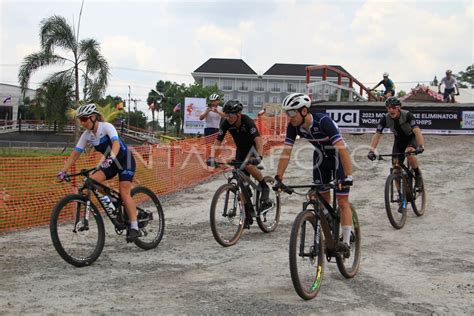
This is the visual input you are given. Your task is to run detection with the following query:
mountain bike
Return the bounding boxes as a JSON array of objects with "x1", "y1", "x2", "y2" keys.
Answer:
[
  {"x1": 279, "y1": 181, "x2": 361, "y2": 300},
  {"x1": 209, "y1": 160, "x2": 280, "y2": 247},
  {"x1": 376, "y1": 152, "x2": 426, "y2": 229},
  {"x1": 50, "y1": 167, "x2": 165, "y2": 267},
  {"x1": 439, "y1": 89, "x2": 459, "y2": 103}
]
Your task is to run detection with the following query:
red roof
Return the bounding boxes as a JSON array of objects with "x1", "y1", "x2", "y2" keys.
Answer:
[{"x1": 401, "y1": 85, "x2": 444, "y2": 102}]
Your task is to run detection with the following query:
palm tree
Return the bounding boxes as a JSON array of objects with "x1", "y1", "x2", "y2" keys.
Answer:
[
  {"x1": 18, "y1": 15, "x2": 109, "y2": 138},
  {"x1": 66, "y1": 103, "x2": 122, "y2": 123}
]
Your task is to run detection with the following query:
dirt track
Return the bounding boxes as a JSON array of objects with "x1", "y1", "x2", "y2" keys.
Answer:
[{"x1": 1, "y1": 134, "x2": 473, "y2": 314}]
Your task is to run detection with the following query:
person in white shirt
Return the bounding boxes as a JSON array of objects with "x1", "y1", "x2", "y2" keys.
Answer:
[
  {"x1": 438, "y1": 70, "x2": 460, "y2": 103},
  {"x1": 200, "y1": 93, "x2": 225, "y2": 136}
]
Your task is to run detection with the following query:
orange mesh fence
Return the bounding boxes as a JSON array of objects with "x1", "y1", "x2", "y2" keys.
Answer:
[{"x1": 0, "y1": 113, "x2": 288, "y2": 234}]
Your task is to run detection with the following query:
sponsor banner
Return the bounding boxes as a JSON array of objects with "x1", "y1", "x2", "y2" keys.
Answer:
[
  {"x1": 326, "y1": 109, "x2": 359, "y2": 126},
  {"x1": 183, "y1": 97, "x2": 206, "y2": 134},
  {"x1": 315, "y1": 105, "x2": 474, "y2": 134},
  {"x1": 462, "y1": 111, "x2": 474, "y2": 129}
]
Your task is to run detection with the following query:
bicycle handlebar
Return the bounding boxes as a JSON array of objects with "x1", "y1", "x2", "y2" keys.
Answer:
[
  {"x1": 375, "y1": 152, "x2": 419, "y2": 160},
  {"x1": 62, "y1": 167, "x2": 98, "y2": 182},
  {"x1": 211, "y1": 159, "x2": 263, "y2": 170}
]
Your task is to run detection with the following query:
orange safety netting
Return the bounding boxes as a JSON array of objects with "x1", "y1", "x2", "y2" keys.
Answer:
[{"x1": 0, "y1": 114, "x2": 287, "y2": 234}]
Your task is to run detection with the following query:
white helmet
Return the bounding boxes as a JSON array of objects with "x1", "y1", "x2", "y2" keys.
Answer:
[
  {"x1": 76, "y1": 103, "x2": 100, "y2": 118},
  {"x1": 282, "y1": 93, "x2": 311, "y2": 111},
  {"x1": 208, "y1": 93, "x2": 220, "y2": 101},
  {"x1": 383, "y1": 72, "x2": 389, "y2": 77}
]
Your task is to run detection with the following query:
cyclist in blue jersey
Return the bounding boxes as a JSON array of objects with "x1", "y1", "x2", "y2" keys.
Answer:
[
  {"x1": 273, "y1": 93, "x2": 354, "y2": 256},
  {"x1": 56, "y1": 103, "x2": 139, "y2": 242},
  {"x1": 370, "y1": 72, "x2": 396, "y2": 100},
  {"x1": 367, "y1": 97, "x2": 425, "y2": 188}
]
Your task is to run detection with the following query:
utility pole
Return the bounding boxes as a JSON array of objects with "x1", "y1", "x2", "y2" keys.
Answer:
[{"x1": 127, "y1": 85, "x2": 131, "y2": 128}]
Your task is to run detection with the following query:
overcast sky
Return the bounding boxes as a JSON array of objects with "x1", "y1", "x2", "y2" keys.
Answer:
[{"x1": 1, "y1": 0, "x2": 473, "y2": 120}]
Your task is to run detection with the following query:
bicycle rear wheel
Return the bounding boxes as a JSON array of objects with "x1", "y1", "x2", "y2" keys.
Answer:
[
  {"x1": 336, "y1": 205, "x2": 361, "y2": 278},
  {"x1": 50, "y1": 194, "x2": 105, "y2": 267},
  {"x1": 257, "y1": 176, "x2": 281, "y2": 233},
  {"x1": 411, "y1": 174, "x2": 426, "y2": 216},
  {"x1": 132, "y1": 186, "x2": 165, "y2": 250},
  {"x1": 289, "y1": 210, "x2": 325, "y2": 300},
  {"x1": 210, "y1": 183, "x2": 244, "y2": 247},
  {"x1": 384, "y1": 174, "x2": 407, "y2": 229}
]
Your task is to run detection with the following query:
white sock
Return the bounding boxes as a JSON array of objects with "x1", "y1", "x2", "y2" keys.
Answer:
[
  {"x1": 130, "y1": 221, "x2": 138, "y2": 230},
  {"x1": 342, "y1": 225, "x2": 352, "y2": 245}
]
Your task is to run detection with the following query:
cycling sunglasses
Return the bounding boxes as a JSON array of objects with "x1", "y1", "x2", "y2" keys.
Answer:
[
  {"x1": 285, "y1": 109, "x2": 299, "y2": 117},
  {"x1": 79, "y1": 116, "x2": 90, "y2": 122}
]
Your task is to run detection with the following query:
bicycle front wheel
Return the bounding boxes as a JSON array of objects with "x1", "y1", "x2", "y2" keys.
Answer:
[
  {"x1": 411, "y1": 174, "x2": 426, "y2": 216},
  {"x1": 50, "y1": 194, "x2": 105, "y2": 267},
  {"x1": 210, "y1": 183, "x2": 244, "y2": 247},
  {"x1": 289, "y1": 210, "x2": 325, "y2": 300},
  {"x1": 257, "y1": 176, "x2": 281, "y2": 233},
  {"x1": 385, "y1": 174, "x2": 407, "y2": 229},
  {"x1": 132, "y1": 186, "x2": 165, "y2": 250},
  {"x1": 336, "y1": 205, "x2": 361, "y2": 278}
]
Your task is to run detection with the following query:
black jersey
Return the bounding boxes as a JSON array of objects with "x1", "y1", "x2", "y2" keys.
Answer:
[{"x1": 216, "y1": 114, "x2": 260, "y2": 153}]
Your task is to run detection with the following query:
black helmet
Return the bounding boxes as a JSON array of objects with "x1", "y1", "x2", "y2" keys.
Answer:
[
  {"x1": 385, "y1": 96, "x2": 401, "y2": 107},
  {"x1": 223, "y1": 100, "x2": 243, "y2": 114}
]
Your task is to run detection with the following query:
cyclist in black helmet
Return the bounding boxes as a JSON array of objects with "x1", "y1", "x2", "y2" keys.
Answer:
[
  {"x1": 367, "y1": 97, "x2": 425, "y2": 188},
  {"x1": 207, "y1": 99, "x2": 272, "y2": 227}
]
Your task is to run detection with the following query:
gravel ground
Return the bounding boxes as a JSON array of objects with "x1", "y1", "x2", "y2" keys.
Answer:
[{"x1": 1, "y1": 134, "x2": 473, "y2": 314}]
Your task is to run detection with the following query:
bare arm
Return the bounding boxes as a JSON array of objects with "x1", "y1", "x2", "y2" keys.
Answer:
[
  {"x1": 210, "y1": 139, "x2": 222, "y2": 158},
  {"x1": 334, "y1": 140, "x2": 352, "y2": 177},
  {"x1": 413, "y1": 127, "x2": 424, "y2": 147},
  {"x1": 276, "y1": 145, "x2": 293, "y2": 179},
  {"x1": 369, "y1": 133, "x2": 383, "y2": 151},
  {"x1": 61, "y1": 150, "x2": 81, "y2": 173},
  {"x1": 199, "y1": 108, "x2": 210, "y2": 120},
  {"x1": 254, "y1": 136, "x2": 264, "y2": 157}
]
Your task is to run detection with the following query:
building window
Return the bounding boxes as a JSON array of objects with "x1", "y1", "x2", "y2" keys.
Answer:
[
  {"x1": 271, "y1": 96, "x2": 279, "y2": 103},
  {"x1": 238, "y1": 80, "x2": 249, "y2": 91},
  {"x1": 223, "y1": 93, "x2": 233, "y2": 102},
  {"x1": 205, "y1": 78, "x2": 218, "y2": 87},
  {"x1": 287, "y1": 82, "x2": 297, "y2": 92},
  {"x1": 222, "y1": 79, "x2": 233, "y2": 91},
  {"x1": 255, "y1": 80, "x2": 265, "y2": 92},
  {"x1": 238, "y1": 94, "x2": 248, "y2": 106},
  {"x1": 270, "y1": 81, "x2": 281, "y2": 92},
  {"x1": 254, "y1": 95, "x2": 264, "y2": 107}
]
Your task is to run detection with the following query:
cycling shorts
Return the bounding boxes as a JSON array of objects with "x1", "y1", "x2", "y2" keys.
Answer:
[
  {"x1": 384, "y1": 89, "x2": 395, "y2": 97},
  {"x1": 392, "y1": 134, "x2": 417, "y2": 165},
  {"x1": 443, "y1": 88, "x2": 455, "y2": 100},
  {"x1": 100, "y1": 154, "x2": 136, "y2": 182},
  {"x1": 312, "y1": 152, "x2": 349, "y2": 196}
]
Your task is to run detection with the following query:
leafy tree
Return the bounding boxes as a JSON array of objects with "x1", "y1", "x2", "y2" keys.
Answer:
[
  {"x1": 148, "y1": 80, "x2": 219, "y2": 135},
  {"x1": 397, "y1": 90, "x2": 406, "y2": 98},
  {"x1": 122, "y1": 111, "x2": 147, "y2": 129},
  {"x1": 455, "y1": 64, "x2": 474, "y2": 88},
  {"x1": 18, "y1": 15, "x2": 110, "y2": 138}
]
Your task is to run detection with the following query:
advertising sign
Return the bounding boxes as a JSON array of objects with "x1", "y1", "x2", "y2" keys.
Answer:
[{"x1": 183, "y1": 97, "x2": 206, "y2": 134}]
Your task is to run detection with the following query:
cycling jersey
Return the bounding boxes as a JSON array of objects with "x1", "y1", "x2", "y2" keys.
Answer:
[
  {"x1": 285, "y1": 112, "x2": 349, "y2": 195},
  {"x1": 284, "y1": 112, "x2": 344, "y2": 155},
  {"x1": 440, "y1": 76, "x2": 457, "y2": 89},
  {"x1": 378, "y1": 78, "x2": 395, "y2": 91},
  {"x1": 376, "y1": 110, "x2": 418, "y2": 140},
  {"x1": 74, "y1": 122, "x2": 135, "y2": 181},
  {"x1": 216, "y1": 114, "x2": 260, "y2": 155}
]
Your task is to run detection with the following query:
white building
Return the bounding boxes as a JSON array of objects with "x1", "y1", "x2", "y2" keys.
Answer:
[{"x1": 0, "y1": 83, "x2": 36, "y2": 120}]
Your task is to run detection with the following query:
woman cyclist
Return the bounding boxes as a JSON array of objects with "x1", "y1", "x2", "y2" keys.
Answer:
[{"x1": 57, "y1": 103, "x2": 139, "y2": 242}]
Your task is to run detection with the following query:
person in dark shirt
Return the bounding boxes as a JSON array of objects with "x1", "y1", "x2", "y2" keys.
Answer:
[
  {"x1": 367, "y1": 97, "x2": 425, "y2": 188},
  {"x1": 207, "y1": 100, "x2": 271, "y2": 226},
  {"x1": 370, "y1": 72, "x2": 396, "y2": 100},
  {"x1": 273, "y1": 93, "x2": 354, "y2": 257}
]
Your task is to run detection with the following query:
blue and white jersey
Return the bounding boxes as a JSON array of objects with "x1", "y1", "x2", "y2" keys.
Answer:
[
  {"x1": 74, "y1": 122, "x2": 128, "y2": 159},
  {"x1": 284, "y1": 112, "x2": 345, "y2": 155}
]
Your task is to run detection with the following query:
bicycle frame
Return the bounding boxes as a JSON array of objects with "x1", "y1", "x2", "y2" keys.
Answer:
[
  {"x1": 70, "y1": 168, "x2": 127, "y2": 231},
  {"x1": 288, "y1": 184, "x2": 341, "y2": 255}
]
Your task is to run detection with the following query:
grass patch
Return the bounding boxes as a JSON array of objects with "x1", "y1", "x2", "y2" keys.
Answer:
[{"x1": 0, "y1": 148, "x2": 72, "y2": 157}]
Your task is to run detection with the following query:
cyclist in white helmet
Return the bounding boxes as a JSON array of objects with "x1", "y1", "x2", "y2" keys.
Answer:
[
  {"x1": 200, "y1": 93, "x2": 224, "y2": 136},
  {"x1": 273, "y1": 93, "x2": 354, "y2": 257},
  {"x1": 370, "y1": 72, "x2": 396, "y2": 100},
  {"x1": 438, "y1": 69, "x2": 460, "y2": 103},
  {"x1": 56, "y1": 103, "x2": 140, "y2": 243}
]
